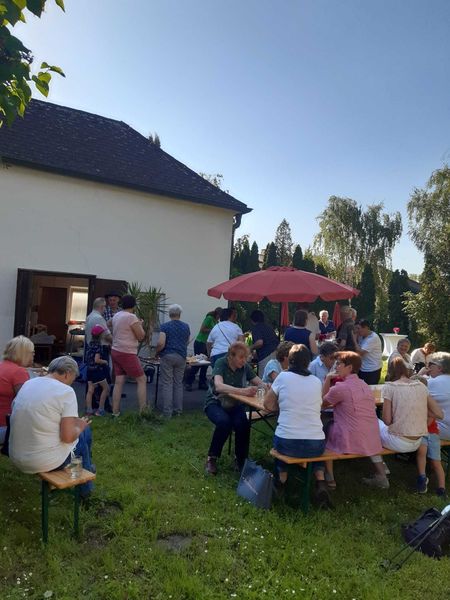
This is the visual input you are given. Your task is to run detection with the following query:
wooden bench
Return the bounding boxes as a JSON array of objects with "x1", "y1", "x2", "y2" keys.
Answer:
[
  {"x1": 270, "y1": 440, "x2": 450, "y2": 514},
  {"x1": 39, "y1": 468, "x2": 96, "y2": 543}
]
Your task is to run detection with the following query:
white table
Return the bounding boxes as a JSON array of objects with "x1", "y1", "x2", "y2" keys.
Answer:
[{"x1": 380, "y1": 333, "x2": 404, "y2": 358}]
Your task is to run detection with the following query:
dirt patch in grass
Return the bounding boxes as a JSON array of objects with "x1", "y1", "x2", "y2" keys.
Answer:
[
  {"x1": 156, "y1": 534, "x2": 193, "y2": 553},
  {"x1": 84, "y1": 526, "x2": 115, "y2": 548},
  {"x1": 93, "y1": 499, "x2": 123, "y2": 519}
]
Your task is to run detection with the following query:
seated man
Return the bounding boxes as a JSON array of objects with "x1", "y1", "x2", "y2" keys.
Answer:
[
  {"x1": 9, "y1": 356, "x2": 94, "y2": 496},
  {"x1": 309, "y1": 342, "x2": 338, "y2": 384}
]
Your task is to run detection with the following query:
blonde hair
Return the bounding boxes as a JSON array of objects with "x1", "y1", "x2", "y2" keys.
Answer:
[{"x1": 3, "y1": 336, "x2": 34, "y2": 366}]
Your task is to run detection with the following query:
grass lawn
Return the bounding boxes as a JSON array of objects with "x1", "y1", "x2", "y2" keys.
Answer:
[{"x1": 1, "y1": 359, "x2": 449, "y2": 600}]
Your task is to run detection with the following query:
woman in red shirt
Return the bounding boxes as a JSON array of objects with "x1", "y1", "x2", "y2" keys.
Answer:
[{"x1": 0, "y1": 336, "x2": 34, "y2": 443}]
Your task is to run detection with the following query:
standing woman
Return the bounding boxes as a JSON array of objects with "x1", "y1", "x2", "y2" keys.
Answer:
[
  {"x1": 156, "y1": 304, "x2": 190, "y2": 418},
  {"x1": 284, "y1": 310, "x2": 318, "y2": 356},
  {"x1": 0, "y1": 336, "x2": 34, "y2": 444},
  {"x1": 185, "y1": 307, "x2": 221, "y2": 391},
  {"x1": 111, "y1": 295, "x2": 147, "y2": 416},
  {"x1": 204, "y1": 342, "x2": 264, "y2": 475}
]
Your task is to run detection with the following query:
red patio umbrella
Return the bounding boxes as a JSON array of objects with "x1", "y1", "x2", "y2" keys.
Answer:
[
  {"x1": 208, "y1": 266, "x2": 359, "y2": 303},
  {"x1": 280, "y1": 302, "x2": 290, "y2": 327}
]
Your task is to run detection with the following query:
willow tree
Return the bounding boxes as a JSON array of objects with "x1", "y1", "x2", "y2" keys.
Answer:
[
  {"x1": 314, "y1": 197, "x2": 402, "y2": 288},
  {"x1": 404, "y1": 166, "x2": 450, "y2": 347}
]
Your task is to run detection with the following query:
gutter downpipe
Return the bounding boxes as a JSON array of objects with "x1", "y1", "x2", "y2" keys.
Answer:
[{"x1": 228, "y1": 213, "x2": 242, "y2": 307}]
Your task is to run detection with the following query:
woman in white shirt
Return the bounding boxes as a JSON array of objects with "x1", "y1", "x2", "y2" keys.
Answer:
[
  {"x1": 263, "y1": 344, "x2": 330, "y2": 508},
  {"x1": 206, "y1": 308, "x2": 244, "y2": 366}
]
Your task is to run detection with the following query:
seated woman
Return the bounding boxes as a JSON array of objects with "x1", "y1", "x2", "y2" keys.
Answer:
[
  {"x1": 322, "y1": 351, "x2": 387, "y2": 489},
  {"x1": 0, "y1": 336, "x2": 34, "y2": 445},
  {"x1": 261, "y1": 341, "x2": 293, "y2": 383},
  {"x1": 263, "y1": 344, "x2": 331, "y2": 507},
  {"x1": 379, "y1": 357, "x2": 443, "y2": 459},
  {"x1": 204, "y1": 342, "x2": 265, "y2": 475},
  {"x1": 421, "y1": 352, "x2": 450, "y2": 439},
  {"x1": 284, "y1": 310, "x2": 318, "y2": 356},
  {"x1": 387, "y1": 338, "x2": 414, "y2": 376}
]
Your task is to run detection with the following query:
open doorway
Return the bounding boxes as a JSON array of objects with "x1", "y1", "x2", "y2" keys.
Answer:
[{"x1": 14, "y1": 269, "x2": 126, "y2": 364}]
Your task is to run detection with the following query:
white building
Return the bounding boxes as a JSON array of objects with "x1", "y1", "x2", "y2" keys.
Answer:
[{"x1": 0, "y1": 100, "x2": 250, "y2": 358}]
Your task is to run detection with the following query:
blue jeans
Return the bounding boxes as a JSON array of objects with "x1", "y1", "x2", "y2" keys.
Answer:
[
  {"x1": 273, "y1": 435, "x2": 326, "y2": 473},
  {"x1": 54, "y1": 427, "x2": 94, "y2": 496},
  {"x1": 205, "y1": 403, "x2": 250, "y2": 467}
]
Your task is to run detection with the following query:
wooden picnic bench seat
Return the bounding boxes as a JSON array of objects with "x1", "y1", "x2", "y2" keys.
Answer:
[
  {"x1": 270, "y1": 440, "x2": 450, "y2": 514},
  {"x1": 39, "y1": 468, "x2": 96, "y2": 543}
]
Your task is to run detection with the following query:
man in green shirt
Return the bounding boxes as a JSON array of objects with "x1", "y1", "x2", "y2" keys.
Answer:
[{"x1": 185, "y1": 308, "x2": 221, "y2": 391}]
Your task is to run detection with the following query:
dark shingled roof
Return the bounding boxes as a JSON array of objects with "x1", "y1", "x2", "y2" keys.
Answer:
[{"x1": 0, "y1": 100, "x2": 251, "y2": 215}]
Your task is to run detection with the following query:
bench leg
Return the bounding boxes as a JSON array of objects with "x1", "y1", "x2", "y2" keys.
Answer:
[
  {"x1": 299, "y1": 463, "x2": 313, "y2": 514},
  {"x1": 41, "y1": 480, "x2": 49, "y2": 544},
  {"x1": 73, "y1": 486, "x2": 80, "y2": 538},
  {"x1": 442, "y1": 447, "x2": 450, "y2": 482}
]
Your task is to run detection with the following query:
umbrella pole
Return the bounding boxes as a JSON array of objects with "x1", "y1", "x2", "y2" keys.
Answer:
[{"x1": 278, "y1": 303, "x2": 282, "y2": 341}]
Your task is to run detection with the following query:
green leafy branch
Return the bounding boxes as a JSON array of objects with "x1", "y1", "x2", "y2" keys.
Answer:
[{"x1": 0, "y1": 0, "x2": 65, "y2": 126}]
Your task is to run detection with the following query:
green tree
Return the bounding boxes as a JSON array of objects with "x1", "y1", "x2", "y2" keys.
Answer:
[
  {"x1": 198, "y1": 172, "x2": 229, "y2": 193},
  {"x1": 148, "y1": 132, "x2": 161, "y2": 147},
  {"x1": 0, "y1": 0, "x2": 65, "y2": 126},
  {"x1": 387, "y1": 269, "x2": 411, "y2": 334},
  {"x1": 302, "y1": 248, "x2": 316, "y2": 273},
  {"x1": 314, "y1": 197, "x2": 402, "y2": 286},
  {"x1": 404, "y1": 166, "x2": 450, "y2": 347},
  {"x1": 239, "y1": 239, "x2": 251, "y2": 274},
  {"x1": 353, "y1": 264, "x2": 376, "y2": 322},
  {"x1": 274, "y1": 219, "x2": 293, "y2": 266},
  {"x1": 248, "y1": 241, "x2": 260, "y2": 272},
  {"x1": 263, "y1": 242, "x2": 278, "y2": 268},
  {"x1": 292, "y1": 244, "x2": 303, "y2": 269}
]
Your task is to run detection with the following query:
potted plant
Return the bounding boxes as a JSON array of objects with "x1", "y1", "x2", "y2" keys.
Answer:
[{"x1": 127, "y1": 282, "x2": 167, "y2": 355}]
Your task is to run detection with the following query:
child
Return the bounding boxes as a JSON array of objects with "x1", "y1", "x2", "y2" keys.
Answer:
[
  {"x1": 417, "y1": 417, "x2": 446, "y2": 496},
  {"x1": 85, "y1": 324, "x2": 110, "y2": 416}
]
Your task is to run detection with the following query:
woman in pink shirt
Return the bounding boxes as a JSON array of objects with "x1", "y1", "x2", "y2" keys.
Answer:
[
  {"x1": 321, "y1": 351, "x2": 388, "y2": 489},
  {"x1": 111, "y1": 295, "x2": 146, "y2": 416},
  {"x1": 0, "y1": 336, "x2": 34, "y2": 443}
]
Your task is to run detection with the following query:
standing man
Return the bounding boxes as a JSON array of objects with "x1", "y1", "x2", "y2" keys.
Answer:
[
  {"x1": 85, "y1": 297, "x2": 112, "y2": 347},
  {"x1": 249, "y1": 309, "x2": 279, "y2": 375},
  {"x1": 9, "y1": 356, "x2": 94, "y2": 497},
  {"x1": 354, "y1": 319, "x2": 382, "y2": 384},
  {"x1": 156, "y1": 304, "x2": 190, "y2": 418},
  {"x1": 336, "y1": 306, "x2": 357, "y2": 351},
  {"x1": 103, "y1": 291, "x2": 122, "y2": 325}
]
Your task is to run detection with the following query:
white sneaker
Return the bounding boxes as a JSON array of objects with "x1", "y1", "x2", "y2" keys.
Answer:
[
  {"x1": 362, "y1": 475, "x2": 390, "y2": 489},
  {"x1": 383, "y1": 461, "x2": 391, "y2": 476}
]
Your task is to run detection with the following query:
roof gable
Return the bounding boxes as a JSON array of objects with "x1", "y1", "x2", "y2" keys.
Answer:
[{"x1": 0, "y1": 100, "x2": 251, "y2": 215}]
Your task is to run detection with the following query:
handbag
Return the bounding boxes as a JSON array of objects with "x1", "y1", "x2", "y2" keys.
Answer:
[{"x1": 237, "y1": 459, "x2": 273, "y2": 510}]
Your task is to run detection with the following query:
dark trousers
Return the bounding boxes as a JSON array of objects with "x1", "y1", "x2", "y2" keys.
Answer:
[
  {"x1": 358, "y1": 369, "x2": 381, "y2": 385},
  {"x1": 205, "y1": 403, "x2": 250, "y2": 467},
  {"x1": 185, "y1": 341, "x2": 209, "y2": 385}
]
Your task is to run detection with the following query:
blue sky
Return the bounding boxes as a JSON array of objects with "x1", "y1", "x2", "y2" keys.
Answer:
[{"x1": 16, "y1": 0, "x2": 450, "y2": 275}]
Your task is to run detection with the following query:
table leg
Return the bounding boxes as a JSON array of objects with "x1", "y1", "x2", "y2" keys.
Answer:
[
  {"x1": 41, "y1": 480, "x2": 49, "y2": 544},
  {"x1": 154, "y1": 365, "x2": 160, "y2": 408},
  {"x1": 73, "y1": 486, "x2": 80, "y2": 538}
]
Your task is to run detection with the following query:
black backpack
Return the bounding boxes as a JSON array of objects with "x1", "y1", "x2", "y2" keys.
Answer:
[{"x1": 402, "y1": 508, "x2": 450, "y2": 558}]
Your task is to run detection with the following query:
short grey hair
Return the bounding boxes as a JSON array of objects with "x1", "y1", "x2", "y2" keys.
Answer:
[
  {"x1": 93, "y1": 297, "x2": 106, "y2": 310},
  {"x1": 48, "y1": 356, "x2": 79, "y2": 377},
  {"x1": 319, "y1": 310, "x2": 328, "y2": 318},
  {"x1": 428, "y1": 352, "x2": 450, "y2": 375},
  {"x1": 168, "y1": 304, "x2": 182, "y2": 318}
]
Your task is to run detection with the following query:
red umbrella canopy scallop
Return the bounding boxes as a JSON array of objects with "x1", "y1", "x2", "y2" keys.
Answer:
[{"x1": 207, "y1": 266, "x2": 359, "y2": 303}]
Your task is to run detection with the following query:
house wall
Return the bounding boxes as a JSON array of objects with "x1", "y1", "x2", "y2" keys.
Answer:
[{"x1": 0, "y1": 165, "x2": 234, "y2": 350}]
